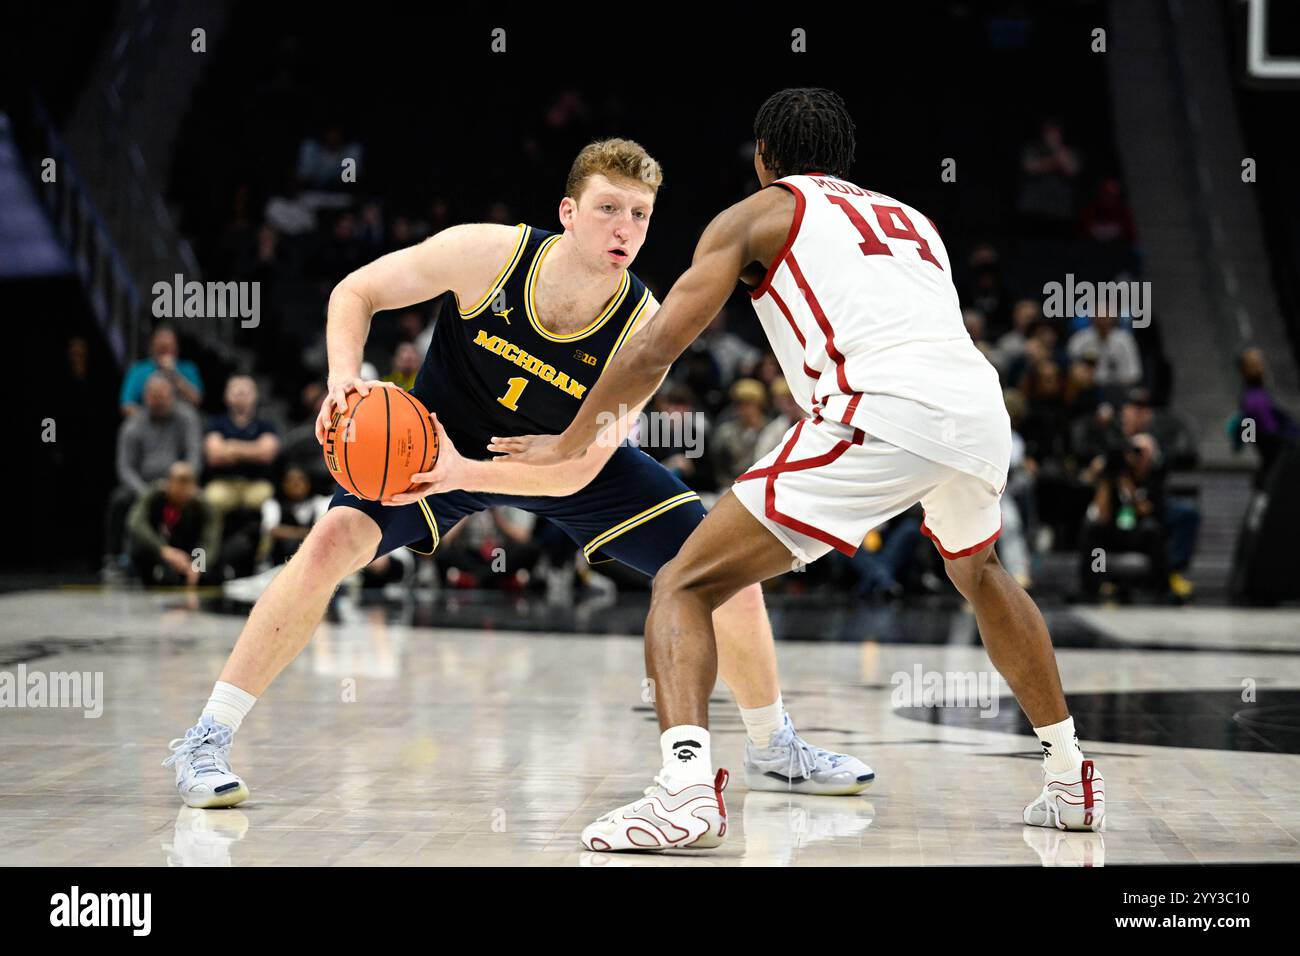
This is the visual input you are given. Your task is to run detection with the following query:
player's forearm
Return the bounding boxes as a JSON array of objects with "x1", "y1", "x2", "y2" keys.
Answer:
[
  {"x1": 324, "y1": 283, "x2": 374, "y2": 381},
  {"x1": 459, "y1": 454, "x2": 596, "y2": 497},
  {"x1": 555, "y1": 336, "x2": 668, "y2": 460}
]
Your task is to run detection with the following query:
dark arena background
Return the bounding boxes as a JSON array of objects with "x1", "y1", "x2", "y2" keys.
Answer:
[{"x1": 1, "y1": 0, "x2": 1298, "y2": 920}]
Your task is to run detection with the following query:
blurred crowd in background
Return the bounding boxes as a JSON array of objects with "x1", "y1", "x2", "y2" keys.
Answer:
[{"x1": 60, "y1": 95, "x2": 1297, "y2": 606}]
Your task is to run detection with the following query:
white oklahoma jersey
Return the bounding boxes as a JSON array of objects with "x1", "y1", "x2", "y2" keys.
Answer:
[{"x1": 732, "y1": 172, "x2": 1012, "y2": 564}]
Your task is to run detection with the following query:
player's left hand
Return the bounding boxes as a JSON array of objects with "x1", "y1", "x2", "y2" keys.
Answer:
[
  {"x1": 384, "y1": 412, "x2": 468, "y2": 504},
  {"x1": 487, "y1": 433, "x2": 578, "y2": 466}
]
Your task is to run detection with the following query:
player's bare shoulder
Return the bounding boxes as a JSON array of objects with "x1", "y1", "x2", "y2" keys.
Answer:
[
  {"x1": 423, "y1": 222, "x2": 526, "y2": 308},
  {"x1": 735, "y1": 184, "x2": 798, "y2": 287}
]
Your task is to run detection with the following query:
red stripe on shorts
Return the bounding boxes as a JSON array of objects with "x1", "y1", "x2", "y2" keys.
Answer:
[
  {"x1": 920, "y1": 518, "x2": 1002, "y2": 559},
  {"x1": 736, "y1": 419, "x2": 861, "y2": 557}
]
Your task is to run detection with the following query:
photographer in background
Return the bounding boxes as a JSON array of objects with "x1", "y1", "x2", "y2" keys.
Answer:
[{"x1": 1076, "y1": 433, "x2": 1169, "y2": 601}]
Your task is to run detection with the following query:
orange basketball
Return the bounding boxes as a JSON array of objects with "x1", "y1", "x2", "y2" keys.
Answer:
[{"x1": 323, "y1": 385, "x2": 439, "y2": 501}]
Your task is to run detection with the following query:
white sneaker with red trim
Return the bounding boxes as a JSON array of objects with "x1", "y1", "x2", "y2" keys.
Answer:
[
  {"x1": 581, "y1": 769, "x2": 729, "y2": 851},
  {"x1": 1023, "y1": 759, "x2": 1105, "y2": 832}
]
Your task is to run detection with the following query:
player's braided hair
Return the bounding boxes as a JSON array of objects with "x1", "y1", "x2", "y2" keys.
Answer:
[{"x1": 753, "y1": 88, "x2": 856, "y2": 180}]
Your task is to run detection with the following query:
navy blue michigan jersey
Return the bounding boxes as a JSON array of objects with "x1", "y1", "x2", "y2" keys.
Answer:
[
  {"x1": 413, "y1": 224, "x2": 652, "y2": 460},
  {"x1": 332, "y1": 222, "x2": 710, "y2": 578}
]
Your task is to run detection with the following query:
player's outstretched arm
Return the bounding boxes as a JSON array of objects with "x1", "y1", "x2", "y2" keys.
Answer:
[
  {"x1": 390, "y1": 298, "x2": 664, "y2": 502},
  {"x1": 385, "y1": 399, "x2": 650, "y2": 503},
  {"x1": 490, "y1": 189, "x2": 791, "y2": 465},
  {"x1": 315, "y1": 223, "x2": 520, "y2": 443}
]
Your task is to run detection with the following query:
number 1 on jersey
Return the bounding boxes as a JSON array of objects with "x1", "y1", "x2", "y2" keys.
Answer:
[{"x1": 497, "y1": 376, "x2": 528, "y2": 411}]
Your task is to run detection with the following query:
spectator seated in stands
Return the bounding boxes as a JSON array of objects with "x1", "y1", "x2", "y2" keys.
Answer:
[
  {"x1": 204, "y1": 374, "x2": 281, "y2": 515},
  {"x1": 105, "y1": 372, "x2": 204, "y2": 578},
  {"x1": 262, "y1": 465, "x2": 331, "y2": 567},
  {"x1": 119, "y1": 322, "x2": 204, "y2": 416},
  {"x1": 1007, "y1": 317, "x2": 1068, "y2": 389},
  {"x1": 711, "y1": 378, "x2": 770, "y2": 487},
  {"x1": 1066, "y1": 306, "x2": 1142, "y2": 396},
  {"x1": 203, "y1": 375, "x2": 282, "y2": 577},
  {"x1": 384, "y1": 342, "x2": 421, "y2": 391},
  {"x1": 1065, "y1": 356, "x2": 1103, "y2": 419},
  {"x1": 1017, "y1": 357, "x2": 1097, "y2": 551},
  {"x1": 992, "y1": 299, "x2": 1040, "y2": 382},
  {"x1": 963, "y1": 307, "x2": 996, "y2": 365},
  {"x1": 126, "y1": 461, "x2": 220, "y2": 588},
  {"x1": 1120, "y1": 390, "x2": 1199, "y2": 599},
  {"x1": 1076, "y1": 433, "x2": 1172, "y2": 601},
  {"x1": 1231, "y1": 346, "x2": 1300, "y2": 488}
]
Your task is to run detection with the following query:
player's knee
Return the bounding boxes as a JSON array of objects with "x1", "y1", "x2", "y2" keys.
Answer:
[
  {"x1": 299, "y1": 511, "x2": 379, "y2": 578},
  {"x1": 652, "y1": 555, "x2": 731, "y2": 609},
  {"x1": 720, "y1": 582, "x2": 764, "y2": 617},
  {"x1": 943, "y1": 546, "x2": 996, "y2": 598},
  {"x1": 943, "y1": 560, "x2": 975, "y2": 598}
]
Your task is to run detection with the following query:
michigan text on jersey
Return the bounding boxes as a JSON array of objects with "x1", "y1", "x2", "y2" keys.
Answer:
[{"x1": 472, "y1": 329, "x2": 588, "y2": 399}]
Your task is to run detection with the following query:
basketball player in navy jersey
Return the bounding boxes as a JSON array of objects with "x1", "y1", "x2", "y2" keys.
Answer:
[
  {"x1": 164, "y1": 139, "x2": 872, "y2": 821},
  {"x1": 498, "y1": 92, "x2": 1107, "y2": 850}
]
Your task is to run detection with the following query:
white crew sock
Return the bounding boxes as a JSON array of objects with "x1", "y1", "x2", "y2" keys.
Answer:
[
  {"x1": 1034, "y1": 715, "x2": 1084, "y2": 774},
  {"x1": 660, "y1": 726, "x2": 712, "y2": 785},
  {"x1": 201, "y1": 681, "x2": 258, "y2": 734},
  {"x1": 740, "y1": 696, "x2": 785, "y2": 746}
]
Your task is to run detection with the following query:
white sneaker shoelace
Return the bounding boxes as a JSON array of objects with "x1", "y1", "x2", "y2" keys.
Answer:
[
  {"x1": 767, "y1": 724, "x2": 844, "y2": 789},
  {"x1": 162, "y1": 721, "x2": 234, "y2": 776}
]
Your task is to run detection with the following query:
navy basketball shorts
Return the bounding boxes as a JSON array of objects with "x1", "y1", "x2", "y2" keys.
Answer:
[{"x1": 327, "y1": 445, "x2": 705, "y2": 577}]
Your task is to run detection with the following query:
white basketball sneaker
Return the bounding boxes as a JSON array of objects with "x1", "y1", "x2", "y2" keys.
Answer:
[
  {"x1": 1023, "y1": 758, "x2": 1105, "y2": 831},
  {"x1": 744, "y1": 713, "x2": 874, "y2": 795},
  {"x1": 163, "y1": 715, "x2": 250, "y2": 809},
  {"x1": 581, "y1": 769, "x2": 729, "y2": 851}
]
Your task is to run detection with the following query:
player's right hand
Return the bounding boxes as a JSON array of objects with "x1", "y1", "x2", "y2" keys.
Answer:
[{"x1": 316, "y1": 377, "x2": 385, "y2": 444}]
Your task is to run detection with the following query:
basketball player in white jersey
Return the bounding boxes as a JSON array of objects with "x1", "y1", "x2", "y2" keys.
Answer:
[{"x1": 494, "y1": 89, "x2": 1106, "y2": 850}]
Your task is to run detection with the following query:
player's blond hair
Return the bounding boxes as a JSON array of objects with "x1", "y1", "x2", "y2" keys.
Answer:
[{"x1": 565, "y1": 138, "x2": 663, "y2": 202}]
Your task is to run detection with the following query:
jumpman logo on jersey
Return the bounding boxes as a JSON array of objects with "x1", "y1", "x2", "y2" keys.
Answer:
[{"x1": 493, "y1": 306, "x2": 513, "y2": 325}]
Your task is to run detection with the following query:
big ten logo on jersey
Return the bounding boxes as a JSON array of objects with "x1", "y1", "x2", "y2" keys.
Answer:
[{"x1": 572, "y1": 348, "x2": 598, "y2": 367}]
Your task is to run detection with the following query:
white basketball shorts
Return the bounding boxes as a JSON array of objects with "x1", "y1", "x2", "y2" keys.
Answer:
[{"x1": 731, "y1": 417, "x2": 1004, "y2": 566}]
